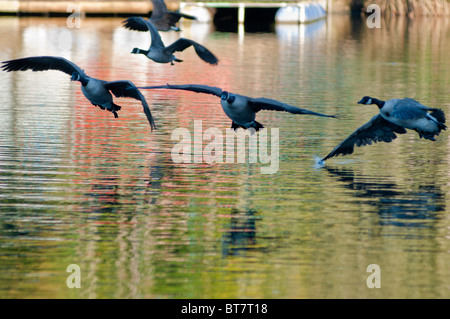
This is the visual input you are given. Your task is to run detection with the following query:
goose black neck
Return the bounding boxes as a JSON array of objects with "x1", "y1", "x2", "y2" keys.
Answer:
[
  {"x1": 372, "y1": 98, "x2": 385, "y2": 109},
  {"x1": 227, "y1": 95, "x2": 236, "y2": 103},
  {"x1": 79, "y1": 76, "x2": 89, "y2": 86}
]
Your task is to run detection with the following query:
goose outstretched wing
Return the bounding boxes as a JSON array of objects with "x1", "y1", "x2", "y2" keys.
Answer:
[
  {"x1": 322, "y1": 114, "x2": 407, "y2": 161},
  {"x1": 1, "y1": 56, "x2": 85, "y2": 76},
  {"x1": 248, "y1": 97, "x2": 336, "y2": 118},
  {"x1": 123, "y1": 17, "x2": 165, "y2": 48},
  {"x1": 106, "y1": 80, "x2": 156, "y2": 131},
  {"x1": 165, "y1": 39, "x2": 218, "y2": 65}
]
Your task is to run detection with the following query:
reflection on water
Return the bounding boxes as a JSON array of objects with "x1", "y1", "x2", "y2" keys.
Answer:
[
  {"x1": 275, "y1": 18, "x2": 326, "y2": 42},
  {"x1": 221, "y1": 209, "x2": 261, "y2": 257},
  {"x1": 325, "y1": 167, "x2": 445, "y2": 229},
  {"x1": 0, "y1": 15, "x2": 450, "y2": 298}
]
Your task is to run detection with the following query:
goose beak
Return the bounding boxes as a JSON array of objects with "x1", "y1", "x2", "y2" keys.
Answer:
[{"x1": 357, "y1": 99, "x2": 364, "y2": 104}]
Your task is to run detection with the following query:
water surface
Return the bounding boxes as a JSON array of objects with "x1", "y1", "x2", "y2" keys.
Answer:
[{"x1": 0, "y1": 15, "x2": 449, "y2": 298}]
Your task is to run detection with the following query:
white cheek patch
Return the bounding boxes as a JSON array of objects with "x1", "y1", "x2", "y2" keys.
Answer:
[{"x1": 367, "y1": 98, "x2": 372, "y2": 104}]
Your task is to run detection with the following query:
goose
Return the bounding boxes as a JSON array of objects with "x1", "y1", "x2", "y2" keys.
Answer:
[
  {"x1": 1, "y1": 56, "x2": 156, "y2": 130},
  {"x1": 123, "y1": 17, "x2": 218, "y2": 65},
  {"x1": 149, "y1": 0, "x2": 197, "y2": 32},
  {"x1": 138, "y1": 83, "x2": 336, "y2": 131},
  {"x1": 321, "y1": 96, "x2": 446, "y2": 162}
]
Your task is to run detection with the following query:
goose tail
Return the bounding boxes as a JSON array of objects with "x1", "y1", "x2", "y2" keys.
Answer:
[
  {"x1": 415, "y1": 108, "x2": 446, "y2": 140},
  {"x1": 430, "y1": 109, "x2": 446, "y2": 130}
]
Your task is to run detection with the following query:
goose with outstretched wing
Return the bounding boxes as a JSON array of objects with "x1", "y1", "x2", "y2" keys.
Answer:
[
  {"x1": 321, "y1": 96, "x2": 446, "y2": 162},
  {"x1": 123, "y1": 17, "x2": 218, "y2": 65},
  {"x1": 139, "y1": 83, "x2": 336, "y2": 131},
  {"x1": 1, "y1": 56, "x2": 156, "y2": 130}
]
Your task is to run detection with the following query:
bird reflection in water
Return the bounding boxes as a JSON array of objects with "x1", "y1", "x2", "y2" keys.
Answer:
[
  {"x1": 221, "y1": 208, "x2": 261, "y2": 257},
  {"x1": 325, "y1": 167, "x2": 445, "y2": 228},
  {"x1": 85, "y1": 176, "x2": 122, "y2": 215},
  {"x1": 145, "y1": 164, "x2": 166, "y2": 205}
]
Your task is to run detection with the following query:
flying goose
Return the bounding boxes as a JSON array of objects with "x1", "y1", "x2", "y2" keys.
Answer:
[
  {"x1": 321, "y1": 96, "x2": 446, "y2": 162},
  {"x1": 149, "y1": 0, "x2": 197, "y2": 32},
  {"x1": 123, "y1": 17, "x2": 218, "y2": 65},
  {"x1": 138, "y1": 83, "x2": 336, "y2": 131},
  {"x1": 1, "y1": 56, "x2": 156, "y2": 130}
]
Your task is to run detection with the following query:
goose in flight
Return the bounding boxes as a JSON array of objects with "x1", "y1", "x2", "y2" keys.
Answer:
[
  {"x1": 138, "y1": 83, "x2": 336, "y2": 131},
  {"x1": 149, "y1": 0, "x2": 197, "y2": 32},
  {"x1": 1, "y1": 56, "x2": 156, "y2": 130},
  {"x1": 321, "y1": 96, "x2": 446, "y2": 162},
  {"x1": 123, "y1": 16, "x2": 218, "y2": 65}
]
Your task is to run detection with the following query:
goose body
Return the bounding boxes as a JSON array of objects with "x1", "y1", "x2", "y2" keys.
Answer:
[
  {"x1": 220, "y1": 93, "x2": 257, "y2": 128},
  {"x1": 378, "y1": 98, "x2": 443, "y2": 137},
  {"x1": 321, "y1": 96, "x2": 446, "y2": 162},
  {"x1": 79, "y1": 78, "x2": 121, "y2": 115},
  {"x1": 138, "y1": 83, "x2": 336, "y2": 131},
  {"x1": 145, "y1": 48, "x2": 176, "y2": 64},
  {"x1": 1, "y1": 56, "x2": 156, "y2": 130},
  {"x1": 123, "y1": 17, "x2": 218, "y2": 65},
  {"x1": 81, "y1": 78, "x2": 112, "y2": 105}
]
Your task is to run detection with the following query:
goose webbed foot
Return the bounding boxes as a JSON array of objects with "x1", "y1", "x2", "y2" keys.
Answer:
[
  {"x1": 230, "y1": 122, "x2": 260, "y2": 135},
  {"x1": 231, "y1": 122, "x2": 240, "y2": 132},
  {"x1": 251, "y1": 121, "x2": 264, "y2": 132},
  {"x1": 414, "y1": 129, "x2": 437, "y2": 141},
  {"x1": 91, "y1": 102, "x2": 105, "y2": 111}
]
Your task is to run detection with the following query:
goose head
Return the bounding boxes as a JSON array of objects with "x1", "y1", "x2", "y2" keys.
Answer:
[
  {"x1": 71, "y1": 71, "x2": 81, "y2": 82},
  {"x1": 358, "y1": 96, "x2": 375, "y2": 105},
  {"x1": 358, "y1": 96, "x2": 385, "y2": 109},
  {"x1": 131, "y1": 48, "x2": 149, "y2": 55},
  {"x1": 71, "y1": 71, "x2": 88, "y2": 86},
  {"x1": 221, "y1": 91, "x2": 236, "y2": 104}
]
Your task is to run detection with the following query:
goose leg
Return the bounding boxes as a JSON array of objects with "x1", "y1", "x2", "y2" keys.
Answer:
[
  {"x1": 91, "y1": 102, "x2": 105, "y2": 110},
  {"x1": 231, "y1": 121, "x2": 240, "y2": 132}
]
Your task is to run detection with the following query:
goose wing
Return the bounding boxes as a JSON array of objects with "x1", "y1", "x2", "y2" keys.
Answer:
[
  {"x1": 122, "y1": 17, "x2": 165, "y2": 48},
  {"x1": 152, "y1": 12, "x2": 196, "y2": 31},
  {"x1": 105, "y1": 80, "x2": 156, "y2": 131},
  {"x1": 138, "y1": 83, "x2": 223, "y2": 97},
  {"x1": 167, "y1": 11, "x2": 197, "y2": 22},
  {"x1": 390, "y1": 98, "x2": 432, "y2": 120},
  {"x1": 165, "y1": 38, "x2": 218, "y2": 65},
  {"x1": 150, "y1": 0, "x2": 167, "y2": 20},
  {"x1": 322, "y1": 114, "x2": 407, "y2": 161},
  {"x1": 150, "y1": 0, "x2": 197, "y2": 29},
  {"x1": 248, "y1": 97, "x2": 336, "y2": 118},
  {"x1": 1, "y1": 56, "x2": 85, "y2": 76}
]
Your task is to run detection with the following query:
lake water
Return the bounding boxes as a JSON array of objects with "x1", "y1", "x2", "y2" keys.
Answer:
[{"x1": 0, "y1": 14, "x2": 449, "y2": 299}]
